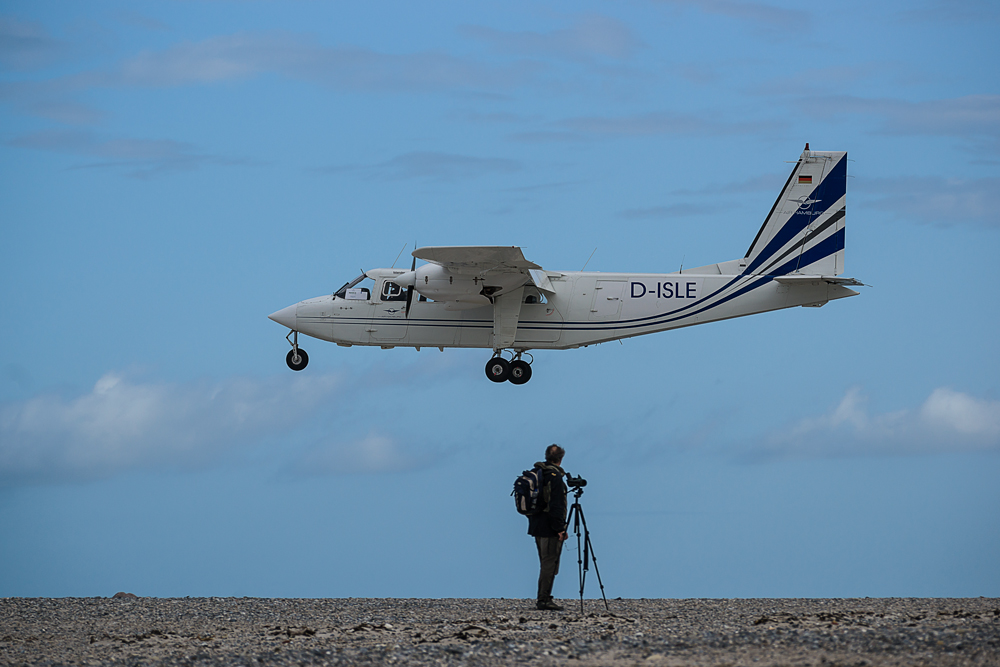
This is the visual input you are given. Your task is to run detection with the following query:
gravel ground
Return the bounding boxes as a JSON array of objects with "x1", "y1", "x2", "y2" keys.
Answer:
[{"x1": 2, "y1": 597, "x2": 998, "y2": 666}]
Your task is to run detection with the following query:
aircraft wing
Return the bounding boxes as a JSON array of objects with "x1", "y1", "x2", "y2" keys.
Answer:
[{"x1": 413, "y1": 246, "x2": 541, "y2": 274}]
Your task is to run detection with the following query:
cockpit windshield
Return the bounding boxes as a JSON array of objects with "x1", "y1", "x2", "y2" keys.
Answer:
[{"x1": 333, "y1": 273, "x2": 372, "y2": 300}]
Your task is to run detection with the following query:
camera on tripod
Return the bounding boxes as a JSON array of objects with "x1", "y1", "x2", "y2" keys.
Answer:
[{"x1": 563, "y1": 470, "x2": 608, "y2": 613}]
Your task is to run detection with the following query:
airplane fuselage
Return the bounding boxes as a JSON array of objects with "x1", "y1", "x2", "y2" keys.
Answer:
[{"x1": 287, "y1": 263, "x2": 857, "y2": 352}]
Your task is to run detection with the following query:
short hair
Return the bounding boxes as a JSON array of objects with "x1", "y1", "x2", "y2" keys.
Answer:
[{"x1": 545, "y1": 444, "x2": 565, "y2": 464}]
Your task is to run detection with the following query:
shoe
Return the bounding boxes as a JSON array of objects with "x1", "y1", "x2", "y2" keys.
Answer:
[{"x1": 536, "y1": 599, "x2": 564, "y2": 611}]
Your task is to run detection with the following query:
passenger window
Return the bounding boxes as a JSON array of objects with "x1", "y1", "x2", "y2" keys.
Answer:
[
  {"x1": 381, "y1": 281, "x2": 406, "y2": 302},
  {"x1": 523, "y1": 289, "x2": 546, "y2": 304}
]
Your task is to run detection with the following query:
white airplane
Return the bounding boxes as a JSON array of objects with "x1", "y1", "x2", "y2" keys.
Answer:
[{"x1": 269, "y1": 145, "x2": 861, "y2": 384}]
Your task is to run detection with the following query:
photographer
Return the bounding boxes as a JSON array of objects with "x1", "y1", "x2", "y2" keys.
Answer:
[{"x1": 528, "y1": 444, "x2": 568, "y2": 611}]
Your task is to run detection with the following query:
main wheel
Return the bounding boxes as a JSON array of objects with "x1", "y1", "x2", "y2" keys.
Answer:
[
  {"x1": 485, "y1": 356, "x2": 510, "y2": 382},
  {"x1": 508, "y1": 359, "x2": 532, "y2": 384},
  {"x1": 286, "y1": 348, "x2": 309, "y2": 371}
]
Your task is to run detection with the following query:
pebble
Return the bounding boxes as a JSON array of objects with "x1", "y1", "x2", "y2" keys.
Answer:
[{"x1": 1, "y1": 597, "x2": 998, "y2": 666}]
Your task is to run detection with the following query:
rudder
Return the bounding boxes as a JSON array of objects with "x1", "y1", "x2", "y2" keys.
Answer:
[{"x1": 744, "y1": 145, "x2": 848, "y2": 277}]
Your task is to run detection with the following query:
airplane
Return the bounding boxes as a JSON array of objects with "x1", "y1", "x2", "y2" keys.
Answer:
[{"x1": 268, "y1": 144, "x2": 862, "y2": 384}]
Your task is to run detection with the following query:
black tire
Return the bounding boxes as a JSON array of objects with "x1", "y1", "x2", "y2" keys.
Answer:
[
  {"x1": 485, "y1": 356, "x2": 510, "y2": 382},
  {"x1": 508, "y1": 359, "x2": 532, "y2": 384},
  {"x1": 286, "y1": 348, "x2": 309, "y2": 371}
]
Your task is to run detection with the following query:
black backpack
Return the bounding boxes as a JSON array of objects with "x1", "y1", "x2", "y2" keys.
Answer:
[{"x1": 512, "y1": 466, "x2": 546, "y2": 516}]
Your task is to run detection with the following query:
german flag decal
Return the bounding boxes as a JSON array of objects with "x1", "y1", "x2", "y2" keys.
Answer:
[{"x1": 798, "y1": 175, "x2": 813, "y2": 184}]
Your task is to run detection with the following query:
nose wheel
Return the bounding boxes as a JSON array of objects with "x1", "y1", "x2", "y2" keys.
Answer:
[
  {"x1": 284, "y1": 330, "x2": 309, "y2": 371},
  {"x1": 485, "y1": 351, "x2": 532, "y2": 384},
  {"x1": 286, "y1": 348, "x2": 309, "y2": 371}
]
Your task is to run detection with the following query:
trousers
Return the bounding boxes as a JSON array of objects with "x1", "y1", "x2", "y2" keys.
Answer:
[{"x1": 535, "y1": 536, "x2": 563, "y2": 602}]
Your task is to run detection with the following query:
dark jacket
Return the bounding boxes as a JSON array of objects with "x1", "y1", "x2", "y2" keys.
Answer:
[{"x1": 527, "y1": 462, "x2": 567, "y2": 537}]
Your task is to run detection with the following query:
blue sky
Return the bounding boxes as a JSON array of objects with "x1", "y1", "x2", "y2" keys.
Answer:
[{"x1": 1, "y1": 0, "x2": 998, "y2": 599}]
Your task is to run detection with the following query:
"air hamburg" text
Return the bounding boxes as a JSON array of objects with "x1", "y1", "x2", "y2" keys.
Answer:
[{"x1": 630, "y1": 281, "x2": 699, "y2": 299}]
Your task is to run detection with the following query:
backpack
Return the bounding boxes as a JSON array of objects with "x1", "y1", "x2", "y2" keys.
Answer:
[{"x1": 512, "y1": 466, "x2": 546, "y2": 516}]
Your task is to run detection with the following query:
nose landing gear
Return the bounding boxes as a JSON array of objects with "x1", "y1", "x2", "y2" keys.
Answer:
[
  {"x1": 285, "y1": 330, "x2": 309, "y2": 371},
  {"x1": 485, "y1": 351, "x2": 532, "y2": 384}
]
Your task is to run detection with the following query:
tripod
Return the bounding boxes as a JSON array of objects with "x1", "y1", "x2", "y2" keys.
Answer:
[{"x1": 564, "y1": 485, "x2": 609, "y2": 614}]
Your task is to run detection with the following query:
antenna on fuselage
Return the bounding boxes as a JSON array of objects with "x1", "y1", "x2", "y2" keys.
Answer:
[
  {"x1": 679, "y1": 254, "x2": 685, "y2": 274},
  {"x1": 390, "y1": 243, "x2": 407, "y2": 269},
  {"x1": 581, "y1": 247, "x2": 597, "y2": 271}
]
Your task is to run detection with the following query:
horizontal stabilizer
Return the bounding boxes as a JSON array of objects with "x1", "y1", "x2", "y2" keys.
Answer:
[{"x1": 774, "y1": 275, "x2": 864, "y2": 286}]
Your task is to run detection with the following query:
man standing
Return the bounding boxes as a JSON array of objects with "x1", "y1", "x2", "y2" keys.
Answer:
[{"x1": 528, "y1": 444, "x2": 568, "y2": 611}]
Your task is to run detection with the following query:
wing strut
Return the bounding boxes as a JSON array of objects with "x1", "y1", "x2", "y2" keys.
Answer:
[{"x1": 492, "y1": 287, "x2": 524, "y2": 351}]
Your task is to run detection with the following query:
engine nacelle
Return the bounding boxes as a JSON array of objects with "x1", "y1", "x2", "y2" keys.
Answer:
[
  {"x1": 395, "y1": 264, "x2": 526, "y2": 307},
  {"x1": 417, "y1": 263, "x2": 482, "y2": 300}
]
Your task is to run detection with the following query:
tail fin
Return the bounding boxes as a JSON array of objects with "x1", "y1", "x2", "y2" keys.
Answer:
[{"x1": 744, "y1": 144, "x2": 847, "y2": 277}]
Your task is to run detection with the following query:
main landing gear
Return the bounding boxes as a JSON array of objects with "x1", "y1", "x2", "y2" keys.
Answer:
[
  {"x1": 285, "y1": 330, "x2": 309, "y2": 371},
  {"x1": 485, "y1": 351, "x2": 532, "y2": 385}
]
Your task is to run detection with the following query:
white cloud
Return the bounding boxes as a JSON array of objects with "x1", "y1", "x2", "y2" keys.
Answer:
[
  {"x1": 750, "y1": 65, "x2": 888, "y2": 96},
  {"x1": 0, "y1": 15, "x2": 68, "y2": 71},
  {"x1": 563, "y1": 111, "x2": 758, "y2": 135},
  {"x1": 0, "y1": 372, "x2": 341, "y2": 483},
  {"x1": 899, "y1": 0, "x2": 1000, "y2": 24},
  {"x1": 462, "y1": 15, "x2": 640, "y2": 61},
  {"x1": 756, "y1": 386, "x2": 1000, "y2": 460},
  {"x1": 293, "y1": 431, "x2": 426, "y2": 476},
  {"x1": 112, "y1": 10, "x2": 172, "y2": 33},
  {"x1": 921, "y1": 388, "x2": 1000, "y2": 437},
  {"x1": 796, "y1": 94, "x2": 1000, "y2": 140},
  {"x1": 654, "y1": 0, "x2": 810, "y2": 32},
  {"x1": 619, "y1": 202, "x2": 727, "y2": 219},
  {"x1": 514, "y1": 111, "x2": 784, "y2": 143},
  {"x1": 0, "y1": 368, "x2": 453, "y2": 484},
  {"x1": 670, "y1": 172, "x2": 785, "y2": 196},
  {"x1": 0, "y1": 30, "x2": 543, "y2": 123},
  {"x1": 0, "y1": 79, "x2": 104, "y2": 125},
  {"x1": 853, "y1": 175, "x2": 1000, "y2": 228},
  {"x1": 317, "y1": 151, "x2": 522, "y2": 181},
  {"x1": 103, "y1": 32, "x2": 540, "y2": 93},
  {"x1": 6, "y1": 129, "x2": 253, "y2": 178}
]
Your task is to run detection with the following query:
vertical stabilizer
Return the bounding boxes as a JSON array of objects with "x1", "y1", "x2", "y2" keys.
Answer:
[{"x1": 744, "y1": 145, "x2": 847, "y2": 276}]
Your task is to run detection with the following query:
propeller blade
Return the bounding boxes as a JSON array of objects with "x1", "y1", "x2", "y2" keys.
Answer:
[{"x1": 405, "y1": 253, "x2": 416, "y2": 317}]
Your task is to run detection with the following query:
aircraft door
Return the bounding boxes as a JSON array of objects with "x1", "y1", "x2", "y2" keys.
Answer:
[
  {"x1": 589, "y1": 280, "x2": 626, "y2": 320},
  {"x1": 370, "y1": 278, "x2": 409, "y2": 341}
]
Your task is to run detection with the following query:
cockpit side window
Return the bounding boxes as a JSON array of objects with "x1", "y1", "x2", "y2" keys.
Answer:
[
  {"x1": 334, "y1": 273, "x2": 372, "y2": 300},
  {"x1": 381, "y1": 280, "x2": 407, "y2": 302}
]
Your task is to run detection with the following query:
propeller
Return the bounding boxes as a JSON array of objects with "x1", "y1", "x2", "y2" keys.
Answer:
[{"x1": 405, "y1": 253, "x2": 416, "y2": 317}]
